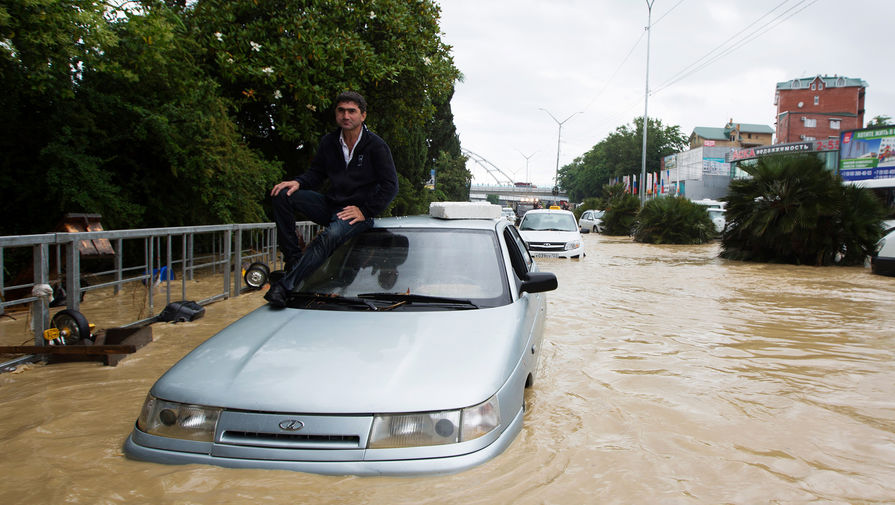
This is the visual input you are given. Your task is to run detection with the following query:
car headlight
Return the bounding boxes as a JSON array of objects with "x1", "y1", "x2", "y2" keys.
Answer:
[
  {"x1": 876, "y1": 237, "x2": 887, "y2": 256},
  {"x1": 564, "y1": 240, "x2": 581, "y2": 251},
  {"x1": 368, "y1": 395, "x2": 500, "y2": 449},
  {"x1": 137, "y1": 394, "x2": 221, "y2": 442}
]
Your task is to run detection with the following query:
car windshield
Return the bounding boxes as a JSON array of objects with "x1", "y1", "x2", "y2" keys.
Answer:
[
  {"x1": 519, "y1": 213, "x2": 577, "y2": 232},
  {"x1": 296, "y1": 228, "x2": 509, "y2": 309}
]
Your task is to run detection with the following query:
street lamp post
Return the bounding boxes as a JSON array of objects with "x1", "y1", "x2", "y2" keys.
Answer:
[
  {"x1": 517, "y1": 150, "x2": 536, "y2": 184},
  {"x1": 540, "y1": 108, "x2": 582, "y2": 193},
  {"x1": 640, "y1": 0, "x2": 655, "y2": 204}
]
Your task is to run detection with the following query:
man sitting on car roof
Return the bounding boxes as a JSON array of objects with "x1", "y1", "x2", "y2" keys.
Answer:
[{"x1": 266, "y1": 91, "x2": 399, "y2": 308}]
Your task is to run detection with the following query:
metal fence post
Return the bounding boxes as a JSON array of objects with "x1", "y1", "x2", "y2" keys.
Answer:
[
  {"x1": 223, "y1": 228, "x2": 232, "y2": 299},
  {"x1": 234, "y1": 226, "x2": 243, "y2": 295},
  {"x1": 65, "y1": 237, "x2": 80, "y2": 313},
  {"x1": 31, "y1": 243, "x2": 50, "y2": 345}
]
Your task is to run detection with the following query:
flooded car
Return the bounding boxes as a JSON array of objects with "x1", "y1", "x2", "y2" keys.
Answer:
[
  {"x1": 871, "y1": 227, "x2": 895, "y2": 276},
  {"x1": 518, "y1": 209, "x2": 584, "y2": 258},
  {"x1": 577, "y1": 209, "x2": 604, "y2": 233},
  {"x1": 124, "y1": 202, "x2": 557, "y2": 476}
]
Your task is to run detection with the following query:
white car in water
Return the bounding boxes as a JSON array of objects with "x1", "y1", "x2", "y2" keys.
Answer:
[
  {"x1": 124, "y1": 202, "x2": 557, "y2": 476},
  {"x1": 518, "y1": 209, "x2": 584, "y2": 258},
  {"x1": 500, "y1": 207, "x2": 517, "y2": 225},
  {"x1": 871, "y1": 227, "x2": 895, "y2": 277},
  {"x1": 577, "y1": 209, "x2": 604, "y2": 233}
]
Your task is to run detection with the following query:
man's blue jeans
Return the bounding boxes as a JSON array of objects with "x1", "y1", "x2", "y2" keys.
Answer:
[{"x1": 272, "y1": 189, "x2": 373, "y2": 291}]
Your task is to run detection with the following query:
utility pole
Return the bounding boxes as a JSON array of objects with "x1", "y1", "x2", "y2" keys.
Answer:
[{"x1": 640, "y1": 0, "x2": 655, "y2": 204}]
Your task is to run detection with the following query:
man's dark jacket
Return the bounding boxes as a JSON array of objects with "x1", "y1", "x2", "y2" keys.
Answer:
[{"x1": 295, "y1": 124, "x2": 398, "y2": 219}]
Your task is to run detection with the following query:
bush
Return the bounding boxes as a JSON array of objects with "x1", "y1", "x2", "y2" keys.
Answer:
[
  {"x1": 721, "y1": 154, "x2": 886, "y2": 265},
  {"x1": 602, "y1": 192, "x2": 640, "y2": 236},
  {"x1": 634, "y1": 197, "x2": 715, "y2": 244}
]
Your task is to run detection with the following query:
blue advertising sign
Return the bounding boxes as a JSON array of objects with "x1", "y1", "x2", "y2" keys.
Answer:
[{"x1": 839, "y1": 127, "x2": 895, "y2": 181}]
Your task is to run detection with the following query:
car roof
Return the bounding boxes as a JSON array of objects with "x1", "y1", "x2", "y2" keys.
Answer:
[
  {"x1": 373, "y1": 214, "x2": 501, "y2": 231},
  {"x1": 523, "y1": 209, "x2": 574, "y2": 216}
]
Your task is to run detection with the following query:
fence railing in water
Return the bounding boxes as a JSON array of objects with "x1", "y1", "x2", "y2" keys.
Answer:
[{"x1": 0, "y1": 221, "x2": 319, "y2": 369}]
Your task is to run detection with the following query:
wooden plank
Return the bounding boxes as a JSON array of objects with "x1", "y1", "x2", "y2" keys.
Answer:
[{"x1": 0, "y1": 345, "x2": 139, "y2": 355}]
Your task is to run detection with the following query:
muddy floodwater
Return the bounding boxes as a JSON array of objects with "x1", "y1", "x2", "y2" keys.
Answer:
[{"x1": 2, "y1": 233, "x2": 894, "y2": 504}]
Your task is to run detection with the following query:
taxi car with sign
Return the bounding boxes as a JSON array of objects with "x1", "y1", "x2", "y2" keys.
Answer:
[
  {"x1": 518, "y1": 208, "x2": 584, "y2": 258},
  {"x1": 124, "y1": 202, "x2": 557, "y2": 476}
]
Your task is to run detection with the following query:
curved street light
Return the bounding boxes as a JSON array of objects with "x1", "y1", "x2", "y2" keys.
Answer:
[{"x1": 539, "y1": 108, "x2": 582, "y2": 193}]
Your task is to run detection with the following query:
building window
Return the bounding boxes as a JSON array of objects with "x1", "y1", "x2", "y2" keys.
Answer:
[
  {"x1": 818, "y1": 82, "x2": 824, "y2": 90},
  {"x1": 830, "y1": 119, "x2": 841, "y2": 130},
  {"x1": 804, "y1": 136, "x2": 815, "y2": 141},
  {"x1": 811, "y1": 83, "x2": 816, "y2": 90},
  {"x1": 814, "y1": 95, "x2": 819, "y2": 105},
  {"x1": 804, "y1": 118, "x2": 817, "y2": 128}
]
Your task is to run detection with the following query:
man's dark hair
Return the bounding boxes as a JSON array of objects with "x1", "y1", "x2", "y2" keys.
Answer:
[{"x1": 335, "y1": 91, "x2": 367, "y2": 113}]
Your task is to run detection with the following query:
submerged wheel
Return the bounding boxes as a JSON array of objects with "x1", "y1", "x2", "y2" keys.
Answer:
[
  {"x1": 51, "y1": 309, "x2": 92, "y2": 345},
  {"x1": 244, "y1": 262, "x2": 270, "y2": 289}
]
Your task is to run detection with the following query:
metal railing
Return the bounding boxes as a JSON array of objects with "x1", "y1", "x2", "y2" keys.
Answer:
[{"x1": 0, "y1": 221, "x2": 318, "y2": 370}]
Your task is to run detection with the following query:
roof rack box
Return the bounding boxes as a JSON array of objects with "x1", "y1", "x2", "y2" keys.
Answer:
[{"x1": 429, "y1": 202, "x2": 501, "y2": 219}]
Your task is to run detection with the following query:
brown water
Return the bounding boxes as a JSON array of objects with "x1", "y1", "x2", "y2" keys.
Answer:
[{"x1": 2, "y1": 233, "x2": 894, "y2": 504}]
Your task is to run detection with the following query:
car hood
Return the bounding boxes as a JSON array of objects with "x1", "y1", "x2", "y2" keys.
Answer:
[
  {"x1": 151, "y1": 304, "x2": 532, "y2": 414},
  {"x1": 518, "y1": 230, "x2": 580, "y2": 241}
]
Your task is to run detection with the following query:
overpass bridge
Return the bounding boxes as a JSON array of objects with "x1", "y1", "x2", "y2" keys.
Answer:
[{"x1": 468, "y1": 184, "x2": 570, "y2": 209}]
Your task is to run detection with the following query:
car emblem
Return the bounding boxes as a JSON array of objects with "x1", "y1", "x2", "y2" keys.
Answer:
[
  {"x1": 544, "y1": 243, "x2": 551, "y2": 247},
  {"x1": 278, "y1": 419, "x2": 305, "y2": 431}
]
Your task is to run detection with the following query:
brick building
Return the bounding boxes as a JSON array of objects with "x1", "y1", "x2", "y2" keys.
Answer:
[{"x1": 775, "y1": 75, "x2": 867, "y2": 144}]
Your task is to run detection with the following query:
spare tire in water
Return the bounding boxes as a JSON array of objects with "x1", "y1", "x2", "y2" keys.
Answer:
[
  {"x1": 51, "y1": 309, "x2": 93, "y2": 345},
  {"x1": 244, "y1": 262, "x2": 270, "y2": 289}
]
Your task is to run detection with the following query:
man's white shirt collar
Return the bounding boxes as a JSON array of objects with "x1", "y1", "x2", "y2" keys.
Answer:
[{"x1": 339, "y1": 128, "x2": 363, "y2": 164}]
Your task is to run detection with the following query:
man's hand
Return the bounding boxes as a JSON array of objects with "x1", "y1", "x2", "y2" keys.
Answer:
[
  {"x1": 337, "y1": 205, "x2": 366, "y2": 225},
  {"x1": 271, "y1": 180, "x2": 300, "y2": 197}
]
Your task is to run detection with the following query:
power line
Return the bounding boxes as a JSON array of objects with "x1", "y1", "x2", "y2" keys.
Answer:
[
  {"x1": 652, "y1": 0, "x2": 820, "y2": 95},
  {"x1": 583, "y1": 0, "x2": 685, "y2": 113}
]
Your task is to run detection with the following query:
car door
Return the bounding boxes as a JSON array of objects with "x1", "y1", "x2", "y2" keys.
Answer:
[{"x1": 503, "y1": 224, "x2": 547, "y2": 384}]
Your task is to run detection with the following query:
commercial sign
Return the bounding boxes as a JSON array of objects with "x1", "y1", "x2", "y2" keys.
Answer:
[
  {"x1": 726, "y1": 139, "x2": 840, "y2": 162},
  {"x1": 839, "y1": 127, "x2": 895, "y2": 181}
]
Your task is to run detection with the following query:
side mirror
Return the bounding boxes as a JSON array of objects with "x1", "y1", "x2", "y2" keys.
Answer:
[{"x1": 520, "y1": 271, "x2": 557, "y2": 294}]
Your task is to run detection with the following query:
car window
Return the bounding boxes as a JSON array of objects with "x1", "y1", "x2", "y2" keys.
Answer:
[
  {"x1": 504, "y1": 225, "x2": 532, "y2": 279},
  {"x1": 298, "y1": 228, "x2": 510, "y2": 307},
  {"x1": 520, "y1": 212, "x2": 578, "y2": 232},
  {"x1": 581, "y1": 211, "x2": 591, "y2": 220}
]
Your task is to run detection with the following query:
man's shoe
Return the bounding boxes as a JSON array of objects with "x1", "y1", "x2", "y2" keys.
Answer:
[{"x1": 264, "y1": 282, "x2": 288, "y2": 308}]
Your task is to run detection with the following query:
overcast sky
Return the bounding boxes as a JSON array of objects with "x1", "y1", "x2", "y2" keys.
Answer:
[{"x1": 437, "y1": 0, "x2": 895, "y2": 188}]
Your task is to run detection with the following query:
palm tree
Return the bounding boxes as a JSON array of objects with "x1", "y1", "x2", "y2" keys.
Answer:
[
  {"x1": 721, "y1": 154, "x2": 885, "y2": 265},
  {"x1": 634, "y1": 196, "x2": 715, "y2": 244}
]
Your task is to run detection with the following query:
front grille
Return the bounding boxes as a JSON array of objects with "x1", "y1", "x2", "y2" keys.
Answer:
[
  {"x1": 222, "y1": 430, "x2": 360, "y2": 448},
  {"x1": 215, "y1": 411, "x2": 372, "y2": 450},
  {"x1": 528, "y1": 242, "x2": 565, "y2": 252}
]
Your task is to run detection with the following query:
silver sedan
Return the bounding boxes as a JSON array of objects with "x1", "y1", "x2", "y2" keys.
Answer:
[{"x1": 125, "y1": 204, "x2": 557, "y2": 476}]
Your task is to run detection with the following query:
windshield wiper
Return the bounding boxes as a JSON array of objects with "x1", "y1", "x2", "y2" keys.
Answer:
[
  {"x1": 289, "y1": 292, "x2": 380, "y2": 311},
  {"x1": 358, "y1": 292, "x2": 480, "y2": 309}
]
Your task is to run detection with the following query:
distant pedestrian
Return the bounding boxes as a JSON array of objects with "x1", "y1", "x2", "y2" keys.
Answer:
[{"x1": 265, "y1": 91, "x2": 398, "y2": 308}]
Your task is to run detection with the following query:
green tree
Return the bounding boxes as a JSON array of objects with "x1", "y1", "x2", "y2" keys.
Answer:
[
  {"x1": 50, "y1": 2, "x2": 280, "y2": 229},
  {"x1": 633, "y1": 196, "x2": 715, "y2": 244},
  {"x1": 601, "y1": 192, "x2": 640, "y2": 236},
  {"x1": 558, "y1": 117, "x2": 686, "y2": 202},
  {"x1": 182, "y1": 0, "x2": 461, "y2": 216},
  {"x1": 867, "y1": 115, "x2": 892, "y2": 127},
  {"x1": 721, "y1": 154, "x2": 885, "y2": 265},
  {"x1": 0, "y1": 0, "x2": 118, "y2": 234}
]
